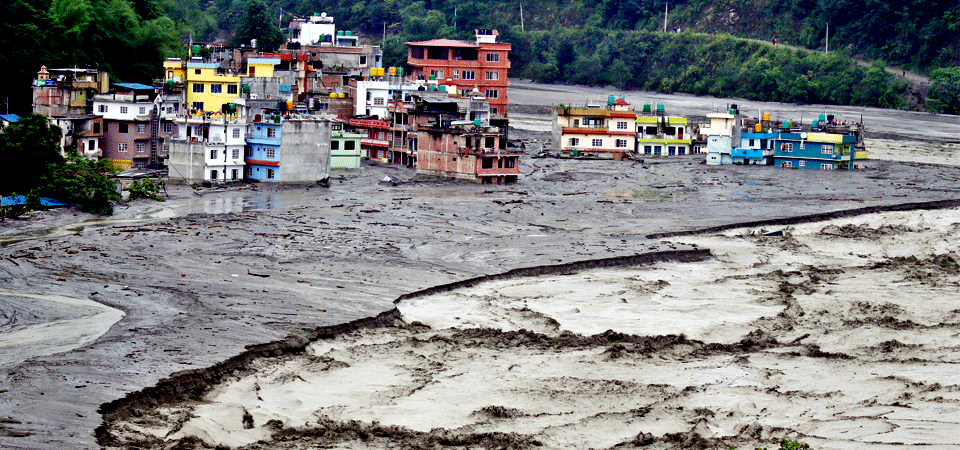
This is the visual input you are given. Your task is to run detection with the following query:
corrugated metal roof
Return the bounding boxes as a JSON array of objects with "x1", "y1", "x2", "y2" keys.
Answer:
[
  {"x1": 113, "y1": 82, "x2": 155, "y2": 91},
  {"x1": 0, "y1": 114, "x2": 19, "y2": 123},
  {"x1": 248, "y1": 58, "x2": 281, "y2": 65},
  {"x1": 186, "y1": 62, "x2": 219, "y2": 69}
]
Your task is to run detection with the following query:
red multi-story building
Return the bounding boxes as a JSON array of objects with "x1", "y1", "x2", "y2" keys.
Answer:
[{"x1": 406, "y1": 29, "x2": 511, "y2": 116}]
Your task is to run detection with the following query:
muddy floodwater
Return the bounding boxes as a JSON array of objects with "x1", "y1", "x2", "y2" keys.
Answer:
[
  {"x1": 2, "y1": 81, "x2": 960, "y2": 449},
  {"x1": 103, "y1": 209, "x2": 960, "y2": 450}
]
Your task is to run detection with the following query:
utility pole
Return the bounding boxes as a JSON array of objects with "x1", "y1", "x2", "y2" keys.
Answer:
[
  {"x1": 825, "y1": 23, "x2": 829, "y2": 54},
  {"x1": 382, "y1": 22, "x2": 386, "y2": 43},
  {"x1": 664, "y1": 2, "x2": 668, "y2": 33},
  {"x1": 520, "y1": 2, "x2": 524, "y2": 32}
]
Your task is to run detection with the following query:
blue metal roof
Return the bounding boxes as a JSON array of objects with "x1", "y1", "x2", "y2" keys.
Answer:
[
  {"x1": 113, "y1": 82, "x2": 155, "y2": 91},
  {"x1": 247, "y1": 58, "x2": 280, "y2": 65},
  {"x1": 187, "y1": 62, "x2": 219, "y2": 69},
  {"x1": 0, "y1": 114, "x2": 19, "y2": 123}
]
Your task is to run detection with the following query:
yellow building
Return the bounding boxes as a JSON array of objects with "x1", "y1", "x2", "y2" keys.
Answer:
[
  {"x1": 182, "y1": 62, "x2": 241, "y2": 114},
  {"x1": 636, "y1": 115, "x2": 693, "y2": 156}
]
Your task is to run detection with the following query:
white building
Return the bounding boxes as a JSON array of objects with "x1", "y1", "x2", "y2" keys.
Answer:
[
  {"x1": 168, "y1": 115, "x2": 247, "y2": 183},
  {"x1": 288, "y1": 13, "x2": 336, "y2": 46}
]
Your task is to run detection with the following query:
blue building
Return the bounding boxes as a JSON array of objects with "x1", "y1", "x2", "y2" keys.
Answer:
[
  {"x1": 245, "y1": 119, "x2": 282, "y2": 181},
  {"x1": 733, "y1": 132, "x2": 778, "y2": 165},
  {"x1": 772, "y1": 132, "x2": 861, "y2": 170}
]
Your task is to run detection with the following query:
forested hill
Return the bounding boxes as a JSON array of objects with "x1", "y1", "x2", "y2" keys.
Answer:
[
  {"x1": 4, "y1": 0, "x2": 960, "y2": 114},
  {"x1": 175, "y1": 0, "x2": 960, "y2": 72}
]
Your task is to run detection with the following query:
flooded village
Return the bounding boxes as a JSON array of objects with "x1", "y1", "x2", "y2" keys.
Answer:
[{"x1": 2, "y1": 15, "x2": 960, "y2": 450}]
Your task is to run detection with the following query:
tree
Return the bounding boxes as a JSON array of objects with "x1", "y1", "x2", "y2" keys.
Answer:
[
  {"x1": 0, "y1": 114, "x2": 120, "y2": 215},
  {"x1": 231, "y1": 0, "x2": 283, "y2": 51},
  {"x1": 928, "y1": 67, "x2": 960, "y2": 114},
  {"x1": 0, "y1": 114, "x2": 64, "y2": 196}
]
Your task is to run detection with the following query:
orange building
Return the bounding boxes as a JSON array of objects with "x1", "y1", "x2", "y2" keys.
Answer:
[{"x1": 406, "y1": 29, "x2": 511, "y2": 116}]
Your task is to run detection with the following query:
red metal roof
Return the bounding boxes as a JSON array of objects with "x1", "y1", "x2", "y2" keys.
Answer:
[
  {"x1": 405, "y1": 38, "x2": 477, "y2": 48},
  {"x1": 613, "y1": 97, "x2": 630, "y2": 106}
]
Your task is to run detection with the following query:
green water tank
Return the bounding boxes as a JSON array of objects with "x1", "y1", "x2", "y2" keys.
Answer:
[
  {"x1": 241, "y1": 84, "x2": 250, "y2": 93},
  {"x1": 346, "y1": 31, "x2": 352, "y2": 36},
  {"x1": 608, "y1": 95, "x2": 615, "y2": 105},
  {"x1": 812, "y1": 120, "x2": 819, "y2": 128},
  {"x1": 474, "y1": 119, "x2": 481, "y2": 127},
  {"x1": 337, "y1": 31, "x2": 344, "y2": 36},
  {"x1": 192, "y1": 45, "x2": 201, "y2": 55},
  {"x1": 819, "y1": 113, "x2": 826, "y2": 121},
  {"x1": 782, "y1": 120, "x2": 791, "y2": 129},
  {"x1": 643, "y1": 104, "x2": 651, "y2": 113},
  {"x1": 657, "y1": 104, "x2": 665, "y2": 113}
]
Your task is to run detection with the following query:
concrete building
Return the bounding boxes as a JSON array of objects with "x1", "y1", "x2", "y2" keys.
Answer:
[
  {"x1": 773, "y1": 131, "x2": 863, "y2": 170},
  {"x1": 92, "y1": 84, "x2": 177, "y2": 170},
  {"x1": 330, "y1": 120, "x2": 363, "y2": 169},
  {"x1": 406, "y1": 29, "x2": 511, "y2": 116},
  {"x1": 163, "y1": 58, "x2": 242, "y2": 114},
  {"x1": 553, "y1": 97, "x2": 637, "y2": 159},
  {"x1": 32, "y1": 66, "x2": 109, "y2": 116},
  {"x1": 48, "y1": 114, "x2": 102, "y2": 159},
  {"x1": 167, "y1": 113, "x2": 247, "y2": 183},
  {"x1": 635, "y1": 105, "x2": 693, "y2": 157},
  {"x1": 244, "y1": 116, "x2": 331, "y2": 183}
]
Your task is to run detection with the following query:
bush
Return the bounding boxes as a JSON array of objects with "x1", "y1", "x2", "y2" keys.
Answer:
[{"x1": 128, "y1": 178, "x2": 165, "y2": 202}]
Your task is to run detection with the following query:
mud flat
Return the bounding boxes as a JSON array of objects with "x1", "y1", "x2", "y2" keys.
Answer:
[
  {"x1": 99, "y1": 208, "x2": 960, "y2": 450},
  {"x1": 2, "y1": 81, "x2": 960, "y2": 448}
]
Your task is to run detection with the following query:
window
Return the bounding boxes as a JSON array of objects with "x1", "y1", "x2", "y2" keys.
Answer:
[
  {"x1": 266, "y1": 148, "x2": 276, "y2": 158},
  {"x1": 782, "y1": 161, "x2": 793, "y2": 168},
  {"x1": 138, "y1": 124, "x2": 146, "y2": 134},
  {"x1": 227, "y1": 84, "x2": 238, "y2": 94},
  {"x1": 118, "y1": 143, "x2": 128, "y2": 152},
  {"x1": 98, "y1": 104, "x2": 107, "y2": 113},
  {"x1": 486, "y1": 53, "x2": 500, "y2": 62},
  {"x1": 248, "y1": 66, "x2": 255, "y2": 76},
  {"x1": 211, "y1": 84, "x2": 222, "y2": 93},
  {"x1": 491, "y1": 107, "x2": 498, "y2": 114},
  {"x1": 798, "y1": 160, "x2": 806, "y2": 168},
  {"x1": 654, "y1": 146, "x2": 662, "y2": 156},
  {"x1": 749, "y1": 139, "x2": 755, "y2": 147},
  {"x1": 266, "y1": 168, "x2": 275, "y2": 179},
  {"x1": 482, "y1": 158, "x2": 493, "y2": 169},
  {"x1": 781, "y1": 143, "x2": 793, "y2": 152},
  {"x1": 821, "y1": 163, "x2": 833, "y2": 170},
  {"x1": 668, "y1": 146, "x2": 675, "y2": 155},
  {"x1": 679, "y1": 147, "x2": 686, "y2": 155},
  {"x1": 331, "y1": 141, "x2": 340, "y2": 150},
  {"x1": 430, "y1": 69, "x2": 443, "y2": 79},
  {"x1": 119, "y1": 123, "x2": 128, "y2": 133},
  {"x1": 644, "y1": 145, "x2": 652, "y2": 155},
  {"x1": 616, "y1": 121, "x2": 628, "y2": 130},
  {"x1": 245, "y1": 166, "x2": 253, "y2": 177},
  {"x1": 210, "y1": 149, "x2": 218, "y2": 159},
  {"x1": 94, "y1": 123, "x2": 100, "y2": 133},
  {"x1": 192, "y1": 83, "x2": 204, "y2": 93},
  {"x1": 233, "y1": 128, "x2": 241, "y2": 138},
  {"x1": 195, "y1": 69, "x2": 201, "y2": 75},
  {"x1": 359, "y1": 55, "x2": 367, "y2": 65},
  {"x1": 821, "y1": 145, "x2": 834, "y2": 154},
  {"x1": 461, "y1": 70, "x2": 475, "y2": 80},
  {"x1": 374, "y1": 97, "x2": 385, "y2": 106},
  {"x1": 191, "y1": 101, "x2": 204, "y2": 111},
  {"x1": 210, "y1": 169, "x2": 218, "y2": 179},
  {"x1": 232, "y1": 148, "x2": 239, "y2": 159},
  {"x1": 136, "y1": 142, "x2": 146, "y2": 153},
  {"x1": 485, "y1": 89, "x2": 499, "y2": 98},
  {"x1": 485, "y1": 71, "x2": 499, "y2": 80},
  {"x1": 267, "y1": 128, "x2": 276, "y2": 138},
  {"x1": 617, "y1": 139, "x2": 629, "y2": 148},
  {"x1": 163, "y1": 123, "x2": 172, "y2": 133},
  {"x1": 139, "y1": 107, "x2": 146, "y2": 115},
  {"x1": 344, "y1": 140, "x2": 355, "y2": 150},
  {"x1": 120, "y1": 106, "x2": 128, "y2": 114},
  {"x1": 569, "y1": 137, "x2": 579, "y2": 146},
  {"x1": 505, "y1": 158, "x2": 515, "y2": 168},
  {"x1": 591, "y1": 138, "x2": 602, "y2": 147},
  {"x1": 453, "y1": 70, "x2": 459, "y2": 79},
  {"x1": 245, "y1": 147, "x2": 252, "y2": 157}
]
